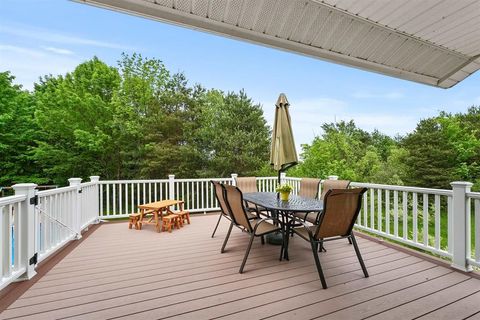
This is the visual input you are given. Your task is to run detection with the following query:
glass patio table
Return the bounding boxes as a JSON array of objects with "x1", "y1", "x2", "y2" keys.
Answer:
[{"x1": 243, "y1": 192, "x2": 324, "y2": 260}]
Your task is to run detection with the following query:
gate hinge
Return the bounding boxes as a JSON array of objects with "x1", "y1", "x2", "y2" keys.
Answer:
[
  {"x1": 29, "y1": 253, "x2": 38, "y2": 265},
  {"x1": 30, "y1": 195, "x2": 38, "y2": 205},
  {"x1": 78, "y1": 188, "x2": 83, "y2": 194}
]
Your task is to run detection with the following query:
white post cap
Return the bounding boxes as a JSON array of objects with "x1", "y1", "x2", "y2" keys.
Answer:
[{"x1": 68, "y1": 178, "x2": 82, "y2": 186}]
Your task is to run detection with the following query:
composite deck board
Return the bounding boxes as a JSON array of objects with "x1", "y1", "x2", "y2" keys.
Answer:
[{"x1": 1, "y1": 215, "x2": 479, "y2": 320}]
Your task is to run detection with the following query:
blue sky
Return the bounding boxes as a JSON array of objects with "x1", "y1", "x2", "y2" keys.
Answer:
[{"x1": 1, "y1": 0, "x2": 480, "y2": 151}]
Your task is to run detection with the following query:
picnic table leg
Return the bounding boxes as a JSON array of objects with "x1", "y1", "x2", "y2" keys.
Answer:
[
  {"x1": 155, "y1": 210, "x2": 161, "y2": 233},
  {"x1": 138, "y1": 208, "x2": 144, "y2": 230}
]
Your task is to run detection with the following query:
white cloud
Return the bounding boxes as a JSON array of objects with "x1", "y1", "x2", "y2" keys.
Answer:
[
  {"x1": 42, "y1": 46, "x2": 74, "y2": 55},
  {"x1": 0, "y1": 23, "x2": 133, "y2": 50},
  {"x1": 0, "y1": 45, "x2": 80, "y2": 90},
  {"x1": 352, "y1": 90, "x2": 404, "y2": 99}
]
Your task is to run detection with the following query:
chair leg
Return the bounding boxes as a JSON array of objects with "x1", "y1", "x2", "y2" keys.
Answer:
[
  {"x1": 347, "y1": 237, "x2": 352, "y2": 244},
  {"x1": 311, "y1": 241, "x2": 327, "y2": 289},
  {"x1": 284, "y1": 224, "x2": 291, "y2": 260},
  {"x1": 211, "y1": 213, "x2": 223, "y2": 238},
  {"x1": 221, "y1": 222, "x2": 233, "y2": 253},
  {"x1": 351, "y1": 233, "x2": 369, "y2": 278},
  {"x1": 240, "y1": 233, "x2": 255, "y2": 274},
  {"x1": 318, "y1": 238, "x2": 327, "y2": 252},
  {"x1": 261, "y1": 235, "x2": 265, "y2": 245},
  {"x1": 279, "y1": 230, "x2": 285, "y2": 261}
]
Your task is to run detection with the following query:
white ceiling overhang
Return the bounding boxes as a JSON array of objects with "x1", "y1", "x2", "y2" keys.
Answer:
[{"x1": 77, "y1": 0, "x2": 480, "y2": 88}]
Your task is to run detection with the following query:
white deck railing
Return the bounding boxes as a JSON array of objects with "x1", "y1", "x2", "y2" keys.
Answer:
[
  {"x1": 0, "y1": 194, "x2": 27, "y2": 291},
  {"x1": 467, "y1": 191, "x2": 480, "y2": 268},
  {"x1": 0, "y1": 174, "x2": 478, "y2": 290}
]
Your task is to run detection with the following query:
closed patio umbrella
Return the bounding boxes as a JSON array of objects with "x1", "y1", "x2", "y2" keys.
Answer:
[{"x1": 270, "y1": 93, "x2": 298, "y2": 183}]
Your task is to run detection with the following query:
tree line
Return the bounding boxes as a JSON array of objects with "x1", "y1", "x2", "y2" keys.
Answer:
[
  {"x1": 292, "y1": 113, "x2": 480, "y2": 191},
  {"x1": 0, "y1": 54, "x2": 270, "y2": 186},
  {"x1": 1, "y1": 54, "x2": 479, "y2": 190}
]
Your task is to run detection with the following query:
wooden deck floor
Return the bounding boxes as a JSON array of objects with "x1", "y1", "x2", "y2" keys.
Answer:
[{"x1": 1, "y1": 215, "x2": 480, "y2": 320}]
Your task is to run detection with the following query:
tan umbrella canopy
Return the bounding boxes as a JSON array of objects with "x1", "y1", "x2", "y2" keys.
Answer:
[{"x1": 270, "y1": 93, "x2": 298, "y2": 183}]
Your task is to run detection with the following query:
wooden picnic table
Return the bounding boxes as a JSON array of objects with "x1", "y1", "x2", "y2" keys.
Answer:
[{"x1": 138, "y1": 199, "x2": 184, "y2": 232}]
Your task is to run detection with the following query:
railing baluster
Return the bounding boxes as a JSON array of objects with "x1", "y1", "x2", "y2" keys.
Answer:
[
  {"x1": 136, "y1": 183, "x2": 140, "y2": 211},
  {"x1": 363, "y1": 191, "x2": 367, "y2": 227},
  {"x1": 131, "y1": 183, "x2": 134, "y2": 214},
  {"x1": 13, "y1": 203, "x2": 21, "y2": 270},
  {"x1": 7, "y1": 205, "x2": 12, "y2": 277},
  {"x1": 125, "y1": 183, "x2": 128, "y2": 215},
  {"x1": 142, "y1": 183, "x2": 146, "y2": 205},
  {"x1": 385, "y1": 190, "x2": 390, "y2": 234},
  {"x1": 148, "y1": 183, "x2": 152, "y2": 203},
  {"x1": 423, "y1": 193, "x2": 429, "y2": 246},
  {"x1": 154, "y1": 183, "x2": 158, "y2": 202},
  {"x1": 100, "y1": 183, "x2": 103, "y2": 216},
  {"x1": 0, "y1": 206, "x2": 5, "y2": 278},
  {"x1": 447, "y1": 196, "x2": 453, "y2": 253},
  {"x1": 196, "y1": 181, "x2": 199, "y2": 209},
  {"x1": 394, "y1": 190, "x2": 399, "y2": 237},
  {"x1": 434, "y1": 195, "x2": 440, "y2": 250},
  {"x1": 370, "y1": 189, "x2": 374, "y2": 229},
  {"x1": 112, "y1": 184, "x2": 116, "y2": 216},
  {"x1": 106, "y1": 184, "x2": 110, "y2": 216},
  {"x1": 466, "y1": 197, "x2": 471, "y2": 260},
  {"x1": 119, "y1": 183, "x2": 122, "y2": 216},
  {"x1": 475, "y1": 199, "x2": 480, "y2": 263},
  {"x1": 403, "y1": 191, "x2": 408, "y2": 240},
  {"x1": 413, "y1": 192, "x2": 418, "y2": 243},
  {"x1": 377, "y1": 189, "x2": 382, "y2": 232}
]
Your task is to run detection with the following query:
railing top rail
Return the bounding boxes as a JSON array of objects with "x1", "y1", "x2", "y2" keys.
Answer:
[
  {"x1": 466, "y1": 191, "x2": 480, "y2": 199},
  {"x1": 0, "y1": 194, "x2": 27, "y2": 206},
  {"x1": 284, "y1": 177, "x2": 302, "y2": 181},
  {"x1": 350, "y1": 182, "x2": 453, "y2": 196},
  {"x1": 37, "y1": 185, "x2": 77, "y2": 197},
  {"x1": 100, "y1": 179, "x2": 169, "y2": 184},
  {"x1": 80, "y1": 182, "x2": 96, "y2": 187},
  {"x1": 175, "y1": 178, "x2": 232, "y2": 182}
]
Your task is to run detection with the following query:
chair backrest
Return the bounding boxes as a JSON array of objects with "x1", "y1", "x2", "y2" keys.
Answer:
[
  {"x1": 223, "y1": 184, "x2": 252, "y2": 232},
  {"x1": 320, "y1": 179, "x2": 350, "y2": 200},
  {"x1": 315, "y1": 188, "x2": 367, "y2": 239},
  {"x1": 299, "y1": 178, "x2": 321, "y2": 199},
  {"x1": 235, "y1": 177, "x2": 258, "y2": 193},
  {"x1": 211, "y1": 181, "x2": 230, "y2": 217}
]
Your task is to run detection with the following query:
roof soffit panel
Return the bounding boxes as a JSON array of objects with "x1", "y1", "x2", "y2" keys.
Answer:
[{"x1": 77, "y1": 0, "x2": 480, "y2": 88}]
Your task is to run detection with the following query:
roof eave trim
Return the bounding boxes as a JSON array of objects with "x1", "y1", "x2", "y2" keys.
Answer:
[{"x1": 75, "y1": 0, "x2": 449, "y2": 88}]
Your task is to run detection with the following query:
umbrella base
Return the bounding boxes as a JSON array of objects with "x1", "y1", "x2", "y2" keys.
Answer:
[{"x1": 266, "y1": 232, "x2": 283, "y2": 245}]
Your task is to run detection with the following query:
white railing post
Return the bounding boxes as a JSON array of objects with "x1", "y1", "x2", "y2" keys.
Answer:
[
  {"x1": 168, "y1": 175, "x2": 175, "y2": 199},
  {"x1": 328, "y1": 175, "x2": 339, "y2": 180},
  {"x1": 450, "y1": 181, "x2": 473, "y2": 272},
  {"x1": 280, "y1": 172, "x2": 286, "y2": 185},
  {"x1": 231, "y1": 173, "x2": 238, "y2": 186},
  {"x1": 12, "y1": 183, "x2": 37, "y2": 280},
  {"x1": 90, "y1": 176, "x2": 100, "y2": 223},
  {"x1": 68, "y1": 178, "x2": 82, "y2": 240}
]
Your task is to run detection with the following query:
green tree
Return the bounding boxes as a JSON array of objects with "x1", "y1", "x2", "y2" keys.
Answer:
[
  {"x1": 33, "y1": 57, "x2": 127, "y2": 183},
  {"x1": 0, "y1": 72, "x2": 43, "y2": 185},
  {"x1": 402, "y1": 118, "x2": 457, "y2": 189},
  {"x1": 197, "y1": 89, "x2": 270, "y2": 177}
]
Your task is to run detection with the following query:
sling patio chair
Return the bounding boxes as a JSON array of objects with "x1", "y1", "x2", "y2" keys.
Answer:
[
  {"x1": 210, "y1": 180, "x2": 257, "y2": 238},
  {"x1": 221, "y1": 184, "x2": 283, "y2": 273},
  {"x1": 293, "y1": 178, "x2": 321, "y2": 223},
  {"x1": 286, "y1": 188, "x2": 369, "y2": 289},
  {"x1": 235, "y1": 176, "x2": 265, "y2": 217},
  {"x1": 294, "y1": 179, "x2": 351, "y2": 224}
]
